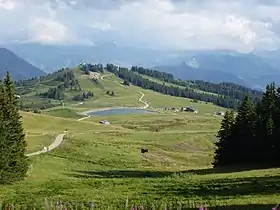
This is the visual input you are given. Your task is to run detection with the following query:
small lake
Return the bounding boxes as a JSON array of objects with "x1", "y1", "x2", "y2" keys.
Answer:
[{"x1": 88, "y1": 108, "x2": 155, "y2": 116}]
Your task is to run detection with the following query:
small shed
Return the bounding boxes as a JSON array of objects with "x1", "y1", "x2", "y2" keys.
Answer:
[
  {"x1": 100, "y1": 120, "x2": 110, "y2": 125},
  {"x1": 184, "y1": 106, "x2": 198, "y2": 113}
]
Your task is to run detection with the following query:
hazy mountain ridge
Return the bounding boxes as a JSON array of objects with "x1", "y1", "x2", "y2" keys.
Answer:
[
  {"x1": 0, "y1": 48, "x2": 46, "y2": 80},
  {"x1": 3, "y1": 43, "x2": 280, "y2": 89}
]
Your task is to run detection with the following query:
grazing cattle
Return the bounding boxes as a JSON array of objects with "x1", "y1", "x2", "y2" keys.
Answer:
[{"x1": 141, "y1": 148, "x2": 148, "y2": 153}]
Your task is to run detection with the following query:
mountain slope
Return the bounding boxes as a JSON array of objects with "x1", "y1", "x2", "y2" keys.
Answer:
[
  {"x1": 0, "y1": 48, "x2": 46, "y2": 80},
  {"x1": 155, "y1": 50, "x2": 280, "y2": 90},
  {"x1": 3, "y1": 43, "x2": 170, "y2": 72},
  {"x1": 155, "y1": 62, "x2": 247, "y2": 86}
]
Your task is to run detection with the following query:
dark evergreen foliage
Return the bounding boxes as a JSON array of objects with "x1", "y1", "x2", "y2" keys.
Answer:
[
  {"x1": 0, "y1": 72, "x2": 28, "y2": 184},
  {"x1": 130, "y1": 65, "x2": 263, "y2": 102},
  {"x1": 214, "y1": 82, "x2": 280, "y2": 167},
  {"x1": 106, "y1": 64, "x2": 254, "y2": 109},
  {"x1": 72, "y1": 91, "x2": 94, "y2": 101},
  {"x1": 80, "y1": 63, "x2": 104, "y2": 74},
  {"x1": 123, "y1": 80, "x2": 130, "y2": 86}
]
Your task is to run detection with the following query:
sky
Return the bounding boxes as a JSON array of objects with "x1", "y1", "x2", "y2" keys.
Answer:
[{"x1": 1, "y1": 0, "x2": 280, "y2": 52}]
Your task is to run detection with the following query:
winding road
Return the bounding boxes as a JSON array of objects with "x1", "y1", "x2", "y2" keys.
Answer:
[
  {"x1": 26, "y1": 133, "x2": 66, "y2": 157},
  {"x1": 138, "y1": 92, "x2": 149, "y2": 109}
]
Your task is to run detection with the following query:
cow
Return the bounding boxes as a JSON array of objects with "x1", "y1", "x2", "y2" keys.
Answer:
[{"x1": 141, "y1": 148, "x2": 148, "y2": 153}]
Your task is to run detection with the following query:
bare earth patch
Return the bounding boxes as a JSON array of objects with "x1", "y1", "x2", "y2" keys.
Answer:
[{"x1": 81, "y1": 71, "x2": 100, "y2": 79}]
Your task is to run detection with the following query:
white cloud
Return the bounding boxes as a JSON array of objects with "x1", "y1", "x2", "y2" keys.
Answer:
[
  {"x1": 0, "y1": 0, "x2": 16, "y2": 10},
  {"x1": 27, "y1": 18, "x2": 70, "y2": 43},
  {"x1": 1, "y1": 0, "x2": 280, "y2": 52}
]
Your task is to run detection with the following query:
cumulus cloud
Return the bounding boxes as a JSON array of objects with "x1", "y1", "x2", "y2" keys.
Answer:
[{"x1": 1, "y1": 0, "x2": 280, "y2": 52}]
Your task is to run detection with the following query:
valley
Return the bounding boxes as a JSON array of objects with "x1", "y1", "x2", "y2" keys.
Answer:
[{"x1": 0, "y1": 64, "x2": 279, "y2": 209}]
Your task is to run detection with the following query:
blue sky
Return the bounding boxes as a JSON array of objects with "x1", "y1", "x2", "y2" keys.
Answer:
[{"x1": 1, "y1": 0, "x2": 280, "y2": 52}]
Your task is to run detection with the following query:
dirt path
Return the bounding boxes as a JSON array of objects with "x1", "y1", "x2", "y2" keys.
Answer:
[
  {"x1": 138, "y1": 92, "x2": 149, "y2": 109},
  {"x1": 26, "y1": 133, "x2": 66, "y2": 157},
  {"x1": 77, "y1": 115, "x2": 91, "y2": 121}
]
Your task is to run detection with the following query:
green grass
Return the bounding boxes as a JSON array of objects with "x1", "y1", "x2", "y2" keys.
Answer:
[
  {"x1": 74, "y1": 71, "x2": 225, "y2": 115},
  {"x1": 1, "y1": 110, "x2": 279, "y2": 209},
  {"x1": 43, "y1": 108, "x2": 82, "y2": 119},
  {"x1": 1, "y1": 72, "x2": 278, "y2": 209},
  {"x1": 25, "y1": 133, "x2": 55, "y2": 153}
]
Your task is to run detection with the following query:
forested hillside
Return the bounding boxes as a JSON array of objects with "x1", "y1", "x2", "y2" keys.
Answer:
[
  {"x1": 14, "y1": 68, "x2": 94, "y2": 111},
  {"x1": 130, "y1": 66, "x2": 262, "y2": 101},
  {"x1": 13, "y1": 63, "x2": 264, "y2": 111},
  {"x1": 105, "y1": 64, "x2": 263, "y2": 109}
]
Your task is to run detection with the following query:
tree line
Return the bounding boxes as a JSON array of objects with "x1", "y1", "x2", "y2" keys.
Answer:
[
  {"x1": 39, "y1": 70, "x2": 81, "y2": 100},
  {"x1": 214, "y1": 83, "x2": 280, "y2": 167},
  {"x1": 80, "y1": 63, "x2": 104, "y2": 74},
  {"x1": 130, "y1": 65, "x2": 263, "y2": 102},
  {"x1": 72, "y1": 91, "x2": 94, "y2": 101},
  {"x1": 106, "y1": 64, "x2": 245, "y2": 109},
  {"x1": 0, "y1": 72, "x2": 28, "y2": 184}
]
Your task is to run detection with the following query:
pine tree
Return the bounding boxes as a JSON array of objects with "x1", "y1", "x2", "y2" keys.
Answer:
[
  {"x1": 274, "y1": 87, "x2": 280, "y2": 163},
  {"x1": 213, "y1": 110, "x2": 235, "y2": 167},
  {"x1": 0, "y1": 72, "x2": 28, "y2": 183},
  {"x1": 255, "y1": 83, "x2": 278, "y2": 164},
  {"x1": 0, "y1": 79, "x2": 10, "y2": 183},
  {"x1": 232, "y1": 96, "x2": 256, "y2": 163}
]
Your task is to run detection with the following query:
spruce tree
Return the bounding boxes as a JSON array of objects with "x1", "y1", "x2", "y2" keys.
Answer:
[
  {"x1": 0, "y1": 79, "x2": 10, "y2": 183},
  {"x1": 256, "y1": 83, "x2": 278, "y2": 164},
  {"x1": 0, "y1": 72, "x2": 28, "y2": 183},
  {"x1": 213, "y1": 110, "x2": 235, "y2": 167},
  {"x1": 232, "y1": 96, "x2": 256, "y2": 163},
  {"x1": 274, "y1": 87, "x2": 280, "y2": 163}
]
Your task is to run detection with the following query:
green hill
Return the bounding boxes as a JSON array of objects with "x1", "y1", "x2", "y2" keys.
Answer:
[
  {"x1": 3, "y1": 64, "x2": 279, "y2": 209},
  {"x1": 15, "y1": 64, "x2": 227, "y2": 114}
]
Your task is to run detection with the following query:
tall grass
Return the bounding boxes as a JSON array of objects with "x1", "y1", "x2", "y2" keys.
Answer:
[{"x1": 0, "y1": 199, "x2": 277, "y2": 210}]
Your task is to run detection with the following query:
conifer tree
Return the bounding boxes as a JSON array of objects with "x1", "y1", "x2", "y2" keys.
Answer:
[
  {"x1": 213, "y1": 110, "x2": 235, "y2": 167},
  {"x1": 0, "y1": 79, "x2": 10, "y2": 183},
  {"x1": 274, "y1": 87, "x2": 280, "y2": 162},
  {"x1": 0, "y1": 72, "x2": 28, "y2": 183},
  {"x1": 256, "y1": 83, "x2": 278, "y2": 163},
  {"x1": 232, "y1": 96, "x2": 256, "y2": 163}
]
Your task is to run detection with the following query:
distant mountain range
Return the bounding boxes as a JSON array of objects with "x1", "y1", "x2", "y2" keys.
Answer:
[
  {"x1": 0, "y1": 48, "x2": 46, "y2": 80},
  {"x1": 2, "y1": 42, "x2": 280, "y2": 89},
  {"x1": 2, "y1": 43, "x2": 170, "y2": 72},
  {"x1": 155, "y1": 50, "x2": 280, "y2": 90}
]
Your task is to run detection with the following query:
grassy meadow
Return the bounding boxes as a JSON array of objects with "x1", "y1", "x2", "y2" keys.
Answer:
[{"x1": 2, "y1": 71, "x2": 279, "y2": 209}]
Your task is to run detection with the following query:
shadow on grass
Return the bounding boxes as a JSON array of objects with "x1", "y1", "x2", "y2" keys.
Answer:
[
  {"x1": 182, "y1": 164, "x2": 277, "y2": 175},
  {"x1": 159, "y1": 175, "x2": 280, "y2": 197},
  {"x1": 68, "y1": 163, "x2": 279, "y2": 179},
  {"x1": 68, "y1": 170, "x2": 171, "y2": 178},
  {"x1": 68, "y1": 170, "x2": 280, "y2": 197}
]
